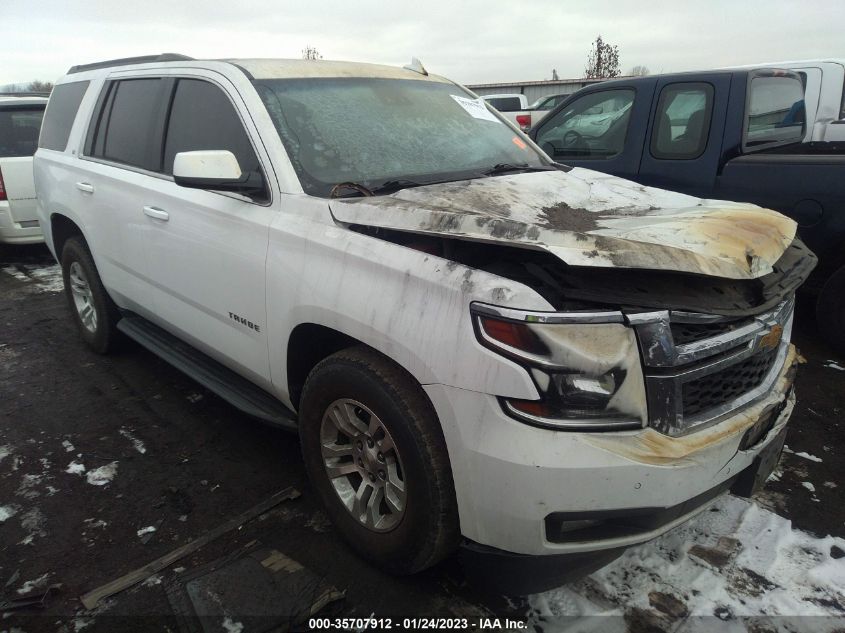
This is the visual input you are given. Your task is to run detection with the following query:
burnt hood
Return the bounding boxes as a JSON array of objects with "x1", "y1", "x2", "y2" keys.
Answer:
[{"x1": 328, "y1": 168, "x2": 798, "y2": 280}]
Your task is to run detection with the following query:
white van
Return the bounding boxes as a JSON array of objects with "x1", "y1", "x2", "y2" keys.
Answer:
[{"x1": 34, "y1": 54, "x2": 812, "y2": 593}]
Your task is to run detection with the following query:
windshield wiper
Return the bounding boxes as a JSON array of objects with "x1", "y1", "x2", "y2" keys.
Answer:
[
  {"x1": 330, "y1": 178, "x2": 435, "y2": 198},
  {"x1": 481, "y1": 163, "x2": 558, "y2": 176}
]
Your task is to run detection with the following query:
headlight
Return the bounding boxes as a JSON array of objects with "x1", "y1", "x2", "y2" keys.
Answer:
[{"x1": 473, "y1": 304, "x2": 646, "y2": 431}]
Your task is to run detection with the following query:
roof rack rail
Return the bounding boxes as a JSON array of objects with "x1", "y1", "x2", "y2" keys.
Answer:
[
  {"x1": 0, "y1": 92, "x2": 50, "y2": 98},
  {"x1": 67, "y1": 53, "x2": 194, "y2": 74}
]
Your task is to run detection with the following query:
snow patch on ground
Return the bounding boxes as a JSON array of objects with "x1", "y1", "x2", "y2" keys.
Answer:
[
  {"x1": 530, "y1": 496, "x2": 845, "y2": 629},
  {"x1": 62, "y1": 440, "x2": 75, "y2": 452},
  {"x1": 802, "y1": 481, "x2": 816, "y2": 493},
  {"x1": 823, "y1": 360, "x2": 845, "y2": 371},
  {"x1": 794, "y1": 451, "x2": 823, "y2": 463},
  {"x1": 16, "y1": 572, "x2": 50, "y2": 595},
  {"x1": 137, "y1": 525, "x2": 156, "y2": 538},
  {"x1": 86, "y1": 462, "x2": 118, "y2": 486},
  {"x1": 0, "y1": 505, "x2": 19, "y2": 522},
  {"x1": 19, "y1": 507, "x2": 47, "y2": 544},
  {"x1": 1, "y1": 263, "x2": 64, "y2": 293},
  {"x1": 65, "y1": 460, "x2": 86, "y2": 475},
  {"x1": 0, "y1": 444, "x2": 12, "y2": 465},
  {"x1": 222, "y1": 618, "x2": 244, "y2": 633},
  {"x1": 119, "y1": 428, "x2": 146, "y2": 454}
]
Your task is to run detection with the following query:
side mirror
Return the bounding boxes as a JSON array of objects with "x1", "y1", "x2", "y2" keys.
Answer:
[{"x1": 173, "y1": 150, "x2": 264, "y2": 195}]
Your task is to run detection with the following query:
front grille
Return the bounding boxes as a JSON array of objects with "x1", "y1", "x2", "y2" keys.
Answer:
[
  {"x1": 681, "y1": 348, "x2": 779, "y2": 418},
  {"x1": 671, "y1": 318, "x2": 751, "y2": 346},
  {"x1": 630, "y1": 297, "x2": 794, "y2": 436}
]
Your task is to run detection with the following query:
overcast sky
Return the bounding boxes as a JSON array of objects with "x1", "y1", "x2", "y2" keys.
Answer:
[{"x1": 3, "y1": 0, "x2": 842, "y2": 86}]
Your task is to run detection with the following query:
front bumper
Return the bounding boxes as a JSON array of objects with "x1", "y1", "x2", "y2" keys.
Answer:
[{"x1": 424, "y1": 344, "x2": 797, "y2": 559}]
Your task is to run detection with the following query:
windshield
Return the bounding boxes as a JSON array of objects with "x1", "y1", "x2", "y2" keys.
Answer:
[{"x1": 253, "y1": 77, "x2": 546, "y2": 197}]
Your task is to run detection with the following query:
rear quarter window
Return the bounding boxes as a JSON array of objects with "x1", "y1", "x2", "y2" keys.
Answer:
[
  {"x1": 39, "y1": 81, "x2": 89, "y2": 151},
  {"x1": 0, "y1": 106, "x2": 45, "y2": 157},
  {"x1": 744, "y1": 74, "x2": 805, "y2": 150}
]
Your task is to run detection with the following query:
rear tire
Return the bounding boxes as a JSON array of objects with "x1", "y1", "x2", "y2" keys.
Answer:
[
  {"x1": 61, "y1": 236, "x2": 121, "y2": 354},
  {"x1": 817, "y1": 264, "x2": 845, "y2": 357},
  {"x1": 299, "y1": 346, "x2": 460, "y2": 574}
]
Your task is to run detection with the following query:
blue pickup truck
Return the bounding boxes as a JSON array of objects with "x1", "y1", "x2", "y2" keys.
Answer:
[{"x1": 530, "y1": 68, "x2": 845, "y2": 353}]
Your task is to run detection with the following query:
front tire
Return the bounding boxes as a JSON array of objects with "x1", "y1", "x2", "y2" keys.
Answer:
[
  {"x1": 817, "y1": 264, "x2": 845, "y2": 356},
  {"x1": 299, "y1": 346, "x2": 459, "y2": 574},
  {"x1": 61, "y1": 236, "x2": 121, "y2": 354}
]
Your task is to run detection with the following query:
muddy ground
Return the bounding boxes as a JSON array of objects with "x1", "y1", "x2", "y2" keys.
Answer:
[{"x1": 1, "y1": 243, "x2": 843, "y2": 632}]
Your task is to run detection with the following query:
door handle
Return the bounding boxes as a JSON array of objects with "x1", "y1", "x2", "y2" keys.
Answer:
[
  {"x1": 76, "y1": 182, "x2": 95, "y2": 194},
  {"x1": 143, "y1": 206, "x2": 169, "y2": 221}
]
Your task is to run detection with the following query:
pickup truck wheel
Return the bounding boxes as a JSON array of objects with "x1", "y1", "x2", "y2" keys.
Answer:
[
  {"x1": 61, "y1": 237, "x2": 121, "y2": 354},
  {"x1": 299, "y1": 346, "x2": 459, "y2": 574},
  {"x1": 817, "y1": 264, "x2": 845, "y2": 356}
]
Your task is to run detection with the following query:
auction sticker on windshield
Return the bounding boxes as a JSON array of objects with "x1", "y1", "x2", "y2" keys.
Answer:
[{"x1": 450, "y1": 95, "x2": 502, "y2": 123}]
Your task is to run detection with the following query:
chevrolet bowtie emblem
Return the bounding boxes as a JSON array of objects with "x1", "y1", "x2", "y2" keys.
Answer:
[{"x1": 759, "y1": 324, "x2": 784, "y2": 351}]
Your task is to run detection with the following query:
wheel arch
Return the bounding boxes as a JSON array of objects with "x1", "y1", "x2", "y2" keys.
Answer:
[{"x1": 50, "y1": 213, "x2": 86, "y2": 258}]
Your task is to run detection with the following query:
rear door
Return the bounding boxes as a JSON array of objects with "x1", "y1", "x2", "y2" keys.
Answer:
[
  {"x1": 530, "y1": 82, "x2": 652, "y2": 180},
  {"x1": 80, "y1": 77, "x2": 169, "y2": 316},
  {"x1": 0, "y1": 102, "x2": 45, "y2": 228},
  {"x1": 637, "y1": 74, "x2": 731, "y2": 198},
  {"x1": 141, "y1": 74, "x2": 275, "y2": 387}
]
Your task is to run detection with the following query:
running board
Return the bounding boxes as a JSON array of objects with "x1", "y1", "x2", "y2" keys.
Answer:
[{"x1": 117, "y1": 315, "x2": 298, "y2": 430}]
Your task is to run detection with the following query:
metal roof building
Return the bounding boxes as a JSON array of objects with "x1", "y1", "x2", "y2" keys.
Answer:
[{"x1": 466, "y1": 77, "x2": 613, "y2": 105}]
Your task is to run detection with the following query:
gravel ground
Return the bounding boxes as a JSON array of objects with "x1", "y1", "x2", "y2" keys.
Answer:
[{"x1": 1, "y1": 243, "x2": 843, "y2": 632}]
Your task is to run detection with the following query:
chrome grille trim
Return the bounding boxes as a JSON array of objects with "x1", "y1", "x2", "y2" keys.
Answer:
[{"x1": 627, "y1": 297, "x2": 794, "y2": 436}]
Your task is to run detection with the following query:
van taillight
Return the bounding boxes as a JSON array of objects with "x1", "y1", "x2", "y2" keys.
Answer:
[
  {"x1": 0, "y1": 168, "x2": 6, "y2": 201},
  {"x1": 516, "y1": 114, "x2": 532, "y2": 129}
]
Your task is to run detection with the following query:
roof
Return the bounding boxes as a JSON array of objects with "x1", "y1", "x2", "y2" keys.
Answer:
[
  {"x1": 230, "y1": 58, "x2": 450, "y2": 82},
  {"x1": 64, "y1": 53, "x2": 450, "y2": 83},
  {"x1": 0, "y1": 95, "x2": 48, "y2": 107}
]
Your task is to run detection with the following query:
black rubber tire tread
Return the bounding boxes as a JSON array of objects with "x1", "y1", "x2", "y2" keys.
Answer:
[
  {"x1": 816, "y1": 264, "x2": 845, "y2": 357},
  {"x1": 60, "y1": 236, "x2": 122, "y2": 354},
  {"x1": 299, "y1": 345, "x2": 460, "y2": 574}
]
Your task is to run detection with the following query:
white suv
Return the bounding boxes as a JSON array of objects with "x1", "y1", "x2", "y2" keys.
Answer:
[
  {"x1": 0, "y1": 94, "x2": 47, "y2": 243},
  {"x1": 34, "y1": 54, "x2": 813, "y2": 593}
]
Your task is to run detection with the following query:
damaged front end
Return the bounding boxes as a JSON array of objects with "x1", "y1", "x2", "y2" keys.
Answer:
[{"x1": 330, "y1": 168, "x2": 816, "y2": 439}]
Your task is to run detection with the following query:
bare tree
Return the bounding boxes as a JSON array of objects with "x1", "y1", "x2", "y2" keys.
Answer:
[
  {"x1": 629, "y1": 65, "x2": 650, "y2": 77},
  {"x1": 27, "y1": 80, "x2": 53, "y2": 93},
  {"x1": 584, "y1": 35, "x2": 621, "y2": 79},
  {"x1": 302, "y1": 46, "x2": 323, "y2": 61}
]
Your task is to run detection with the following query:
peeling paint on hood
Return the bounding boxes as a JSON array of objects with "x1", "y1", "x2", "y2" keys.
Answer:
[{"x1": 329, "y1": 169, "x2": 797, "y2": 280}]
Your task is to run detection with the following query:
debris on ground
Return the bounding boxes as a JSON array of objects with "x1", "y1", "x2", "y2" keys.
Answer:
[{"x1": 79, "y1": 487, "x2": 300, "y2": 609}]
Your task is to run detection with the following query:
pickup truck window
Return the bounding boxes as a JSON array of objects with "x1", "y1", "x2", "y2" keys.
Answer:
[
  {"x1": 0, "y1": 106, "x2": 45, "y2": 157},
  {"x1": 254, "y1": 78, "x2": 546, "y2": 197},
  {"x1": 39, "y1": 81, "x2": 89, "y2": 152},
  {"x1": 485, "y1": 96, "x2": 522, "y2": 112},
  {"x1": 650, "y1": 83, "x2": 713, "y2": 160},
  {"x1": 90, "y1": 78, "x2": 162, "y2": 170},
  {"x1": 534, "y1": 89, "x2": 634, "y2": 161},
  {"x1": 744, "y1": 75, "x2": 805, "y2": 150}
]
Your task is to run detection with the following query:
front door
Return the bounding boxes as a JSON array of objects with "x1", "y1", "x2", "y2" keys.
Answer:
[{"x1": 142, "y1": 76, "x2": 275, "y2": 388}]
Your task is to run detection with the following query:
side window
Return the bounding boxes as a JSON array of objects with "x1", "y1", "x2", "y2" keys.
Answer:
[
  {"x1": 650, "y1": 83, "x2": 713, "y2": 160},
  {"x1": 89, "y1": 78, "x2": 162, "y2": 169},
  {"x1": 163, "y1": 79, "x2": 263, "y2": 190},
  {"x1": 535, "y1": 89, "x2": 634, "y2": 160},
  {"x1": 39, "y1": 81, "x2": 89, "y2": 151}
]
